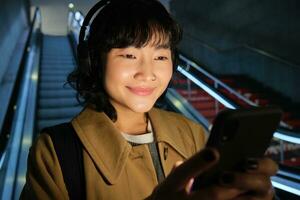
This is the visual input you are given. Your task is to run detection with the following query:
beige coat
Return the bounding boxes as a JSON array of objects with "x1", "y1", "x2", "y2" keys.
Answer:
[{"x1": 20, "y1": 107, "x2": 206, "y2": 200}]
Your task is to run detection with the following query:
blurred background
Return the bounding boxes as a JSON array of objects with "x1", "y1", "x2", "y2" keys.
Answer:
[{"x1": 0, "y1": 0, "x2": 299, "y2": 199}]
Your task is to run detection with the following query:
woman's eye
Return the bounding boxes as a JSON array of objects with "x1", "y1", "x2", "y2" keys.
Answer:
[
  {"x1": 155, "y1": 56, "x2": 168, "y2": 61},
  {"x1": 122, "y1": 54, "x2": 136, "y2": 59}
]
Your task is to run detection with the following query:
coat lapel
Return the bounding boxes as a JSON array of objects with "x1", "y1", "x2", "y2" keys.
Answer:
[
  {"x1": 148, "y1": 108, "x2": 189, "y2": 159},
  {"x1": 71, "y1": 107, "x2": 190, "y2": 184},
  {"x1": 71, "y1": 107, "x2": 131, "y2": 185}
]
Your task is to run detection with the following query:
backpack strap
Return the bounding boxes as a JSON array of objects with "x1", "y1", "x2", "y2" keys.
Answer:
[{"x1": 42, "y1": 122, "x2": 85, "y2": 200}]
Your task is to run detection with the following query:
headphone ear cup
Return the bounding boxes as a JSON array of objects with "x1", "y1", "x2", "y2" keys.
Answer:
[{"x1": 77, "y1": 42, "x2": 91, "y2": 69}]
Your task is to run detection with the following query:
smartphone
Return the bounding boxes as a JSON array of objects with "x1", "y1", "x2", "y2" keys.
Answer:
[{"x1": 192, "y1": 106, "x2": 282, "y2": 189}]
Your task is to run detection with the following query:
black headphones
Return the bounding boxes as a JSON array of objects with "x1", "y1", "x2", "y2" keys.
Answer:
[{"x1": 77, "y1": 0, "x2": 111, "y2": 69}]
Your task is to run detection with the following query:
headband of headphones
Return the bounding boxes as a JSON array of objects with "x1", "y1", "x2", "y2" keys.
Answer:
[
  {"x1": 78, "y1": 0, "x2": 111, "y2": 44},
  {"x1": 77, "y1": 0, "x2": 112, "y2": 67}
]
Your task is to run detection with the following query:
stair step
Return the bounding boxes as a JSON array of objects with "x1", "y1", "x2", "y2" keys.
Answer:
[
  {"x1": 198, "y1": 109, "x2": 217, "y2": 118},
  {"x1": 186, "y1": 96, "x2": 213, "y2": 102},
  {"x1": 192, "y1": 101, "x2": 217, "y2": 110},
  {"x1": 177, "y1": 89, "x2": 208, "y2": 96},
  {"x1": 286, "y1": 119, "x2": 300, "y2": 128}
]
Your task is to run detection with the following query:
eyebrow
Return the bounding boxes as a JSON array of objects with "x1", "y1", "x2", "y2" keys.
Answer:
[
  {"x1": 154, "y1": 43, "x2": 170, "y2": 50},
  {"x1": 114, "y1": 43, "x2": 170, "y2": 51}
]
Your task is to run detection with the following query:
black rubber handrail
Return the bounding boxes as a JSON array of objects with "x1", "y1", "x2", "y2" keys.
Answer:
[{"x1": 0, "y1": 8, "x2": 40, "y2": 158}]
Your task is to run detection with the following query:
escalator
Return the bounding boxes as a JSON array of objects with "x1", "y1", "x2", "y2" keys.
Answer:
[
  {"x1": 37, "y1": 35, "x2": 81, "y2": 132},
  {"x1": 1, "y1": 7, "x2": 300, "y2": 200},
  {"x1": 0, "y1": 12, "x2": 83, "y2": 199}
]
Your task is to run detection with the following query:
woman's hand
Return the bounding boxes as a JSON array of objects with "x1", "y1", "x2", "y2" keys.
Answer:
[
  {"x1": 217, "y1": 157, "x2": 277, "y2": 200},
  {"x1": 149, "y1": 148, "x2": 278, "y2": 200}
]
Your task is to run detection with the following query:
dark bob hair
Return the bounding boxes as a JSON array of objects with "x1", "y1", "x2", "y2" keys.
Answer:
[{"x1": 68, "y1": 0, "x2": 182, "y2": 121}]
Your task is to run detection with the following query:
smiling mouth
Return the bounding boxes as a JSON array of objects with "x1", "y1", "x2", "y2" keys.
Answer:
[{"x1": 127, "y1": 86, "x2": 156, "y2": 96}]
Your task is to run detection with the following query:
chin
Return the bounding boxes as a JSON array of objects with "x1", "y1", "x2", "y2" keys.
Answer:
[{"x1": 129, "y1": 102, "x2": 155, "y2": 113}]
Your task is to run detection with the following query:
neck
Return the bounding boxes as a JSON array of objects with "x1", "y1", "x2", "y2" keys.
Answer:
[{"x1": 112, "y1": 106, "x2": 148, "y2": 135}]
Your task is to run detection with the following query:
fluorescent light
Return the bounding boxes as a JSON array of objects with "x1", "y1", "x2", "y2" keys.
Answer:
[
  {"x1": 272, "y1": 180, "x2": 300, "y2": 196},
  {"x1": 68, "y1": 3, "x2": 74, "y2": 9},
  {"x1": 277, "y1": 170, "x2": 300, "y2": 180},
  {"x1": 273, "y1": 132, "x2": 300, "y2": 144},
  {"x1": 75, "y1": 11, "x2": 81, "y2": 21},
  {"x1": 0, "y1": 152, "x2": 6, "y2": 170}
]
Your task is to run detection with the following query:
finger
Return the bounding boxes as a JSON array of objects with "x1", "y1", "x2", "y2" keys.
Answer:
[
  {"x1": 185, "y1": 178, "x2": 194, "y2": 194},
  {"x1": 219, "y1": 172, "x2": 273, "y2": 196},
  {"x1": 190, "y1": 185, "x2": 244, "y2": 200},
  {"x1": 245, "y1": 157, "x2": 278, "y2": 176},
  {"x1": 167, "y1": 148, "x2": 219, "y2": 191},
  {"x1": 171, "y1": 161, "x2": 195, "y2": 194},
  {"x1": 233, "y1": 187, "x2": 275, "y2": 200},
  {"x1": 171, "y1": 160, "x2": 183, "y2": 172}
]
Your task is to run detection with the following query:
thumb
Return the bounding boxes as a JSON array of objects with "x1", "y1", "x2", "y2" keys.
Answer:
[{"x1": 166, "y1": 148, "x2": 219, "y2": 191}]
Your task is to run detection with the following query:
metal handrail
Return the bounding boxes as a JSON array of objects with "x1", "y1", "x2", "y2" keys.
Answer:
[
  {"x1": 166, "y1": 88, "x2": 210, "y2": 131},
  {"x1": 179, "y1": 54, "x2": 292, "y2": 129},
  {"x1": 178, "y1": 55, "x2": 300, "y2": 143},
  {"x1": 179, "y1": 54, "x2": 257, "y2": 106},
  {"x1": 68, "y1": 10, "x2": 84, "y2": 44},
  {"x1": 0, "y1": 8, "x2": 41, "y2": 200}
]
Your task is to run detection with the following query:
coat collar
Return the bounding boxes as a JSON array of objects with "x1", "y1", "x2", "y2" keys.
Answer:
[{"x1": 71, "y1": 107, "x2": 188, "y2": 184}]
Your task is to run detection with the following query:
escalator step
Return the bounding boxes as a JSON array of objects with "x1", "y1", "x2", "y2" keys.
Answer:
[
  {"x1": 39, "y1": 98, "x2": 80, "y2": 108},
  {"x1": 42, "y1": 55, "x2": 74, "y2": 59},
  {"x1": 36, "y1": 35, "x2": 82, "y2": 131},
  {"x1": 40, "y1": 69, "x2": 72, "y2": 76},
  {"x1": 41, "y1": 61, "x2": 74, "y2": 65},
  {"x1": 39, "y1": 82, "x2": 71, "y2": 90},
  {"x1": 38, "y1": 106, "x2": 82, "y2": 120},
  {"x1": 40, "y1": 75, "x2": 68, "y2": 82},
  {"x1": 38, "y1": 118, "x2": 73, "y2": 131},
  {"x1": 39, "y1": 89, "x2": 76, "y2": 98},
  {"x1": 41, "y1": 65, "x2": 74, "y2": 70}
]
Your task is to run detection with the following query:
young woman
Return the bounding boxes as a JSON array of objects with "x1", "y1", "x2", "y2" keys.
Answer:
[{"x1": 21, "y1": 0, "x2": 278, "y2": 199}]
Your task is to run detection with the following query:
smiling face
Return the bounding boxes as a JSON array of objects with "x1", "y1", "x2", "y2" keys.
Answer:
[{"x1": 104, "y1": 42, "x2": 173, "y2": 114}]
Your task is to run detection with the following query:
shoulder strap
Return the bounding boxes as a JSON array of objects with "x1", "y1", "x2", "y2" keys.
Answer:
[{"x1": 42, "y1": 123, "x2": 85, "y2": 200}]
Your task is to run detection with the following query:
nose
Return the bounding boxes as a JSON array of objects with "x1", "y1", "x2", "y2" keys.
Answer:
[{"x1": 133, "y1": 60, "x2": 156, "y2": 82}]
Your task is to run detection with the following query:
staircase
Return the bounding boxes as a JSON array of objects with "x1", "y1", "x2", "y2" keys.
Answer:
[
  {"x1": 171, "y1": 70, "x2": 300, "y2": 168},
  {"x1": 218, "y1": 74, "x2": 300, "y2": 131}
]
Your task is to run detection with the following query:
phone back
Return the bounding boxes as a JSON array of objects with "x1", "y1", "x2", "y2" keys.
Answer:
[{"x1": 193, "y1": 106, "x2": 282, "y2": 188}]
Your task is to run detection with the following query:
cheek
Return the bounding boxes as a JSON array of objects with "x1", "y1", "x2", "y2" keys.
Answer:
[
  {"x1": 105, "y1": 65, "x2": 132, "y2": 86},
  {"x1": 158, "y1": 65, "x2": 173, "y2": 86}
]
